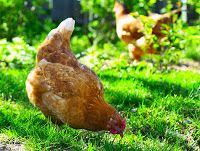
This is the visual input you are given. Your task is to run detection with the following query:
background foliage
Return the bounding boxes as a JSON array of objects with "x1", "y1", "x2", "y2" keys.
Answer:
[
  {"x1": 80, "y1": 0, "x2": 199, "y2": 44},
  {"x1": 0, "y1": 0, "x2": 199, "y2": 67},
  {"x1": 0, "y1": 0, "x2": 53, "y2": 44},
  {"x1": 80, "y1": 0, "x2": 158, "y2": 45},
  {"x1": 0, "y1": 37, "x2": 36, "y2": 69}
]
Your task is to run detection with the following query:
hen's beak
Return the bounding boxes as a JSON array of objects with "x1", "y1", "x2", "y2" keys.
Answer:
[
  {"x1": 118, "y1": 130, "x2": 124, "y2": 138},
  {"x1": 120, "y1": 132, "x2": 123, "y2": 138}
]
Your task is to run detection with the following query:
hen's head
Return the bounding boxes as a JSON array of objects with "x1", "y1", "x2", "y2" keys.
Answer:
[
  {"x1": 113, "y1": 1, "x2": 130, "y2": 17},
  {"x1": 108, "y1": 112, "x2": 126, "y2": 138}
]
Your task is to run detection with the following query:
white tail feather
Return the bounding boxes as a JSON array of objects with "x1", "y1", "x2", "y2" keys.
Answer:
[{"x1": 57, "y1": 18, "x2": 75, "y2": 33}]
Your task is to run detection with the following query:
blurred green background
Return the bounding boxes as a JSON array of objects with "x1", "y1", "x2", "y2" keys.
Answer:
[{"x1": 0, "y1": 0, "x2": 199, "y2": 70}]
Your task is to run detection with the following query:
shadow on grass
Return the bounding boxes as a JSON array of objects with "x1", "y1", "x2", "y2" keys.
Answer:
[
  {"x1": 135, "y1": 77, "x2": 190, "y2": 98},
  {"x1": 0, "y1": 110, "x2": 11, "y2": 130},
  {"x1": 101, "y1": 72, "x2": 191, "y2": 97},
  {"x1": 105, "y1": 88, "x2": 149, "y2": 108},
  {"x1": 100, "y1": 71, "x2": 198, "y2": 112},
  {"x1": 0, "y1": 69, "x2": 29, "y2": 103}
]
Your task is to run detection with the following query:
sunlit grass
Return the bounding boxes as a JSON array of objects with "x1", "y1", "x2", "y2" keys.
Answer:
[{"x1": 0, "y1": 66, "x2": 199, "y2": 150}]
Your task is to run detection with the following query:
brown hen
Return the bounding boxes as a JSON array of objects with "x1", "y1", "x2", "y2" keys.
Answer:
[
  {"x1": 113, "y1": 1, "x2": 181, "y2": 62},
  {"x1": 26, "y1": 18, "x2": 126, "y2": 138}
]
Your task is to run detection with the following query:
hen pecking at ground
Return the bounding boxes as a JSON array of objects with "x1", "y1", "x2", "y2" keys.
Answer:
[
  {"x1": 113, "y1": 1, "x2": 182, "y2": 62},
  {"x1": 26, "y1": 18, "x2": 126, "y2": 138}
]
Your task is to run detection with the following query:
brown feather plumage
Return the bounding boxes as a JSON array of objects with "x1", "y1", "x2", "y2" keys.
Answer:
[
  {"x1": 113, "y1": 1, "x2": 182, "y2": 62},
  {"x1": 26, "y1": 18, "x2": 125, "y2": 137}
]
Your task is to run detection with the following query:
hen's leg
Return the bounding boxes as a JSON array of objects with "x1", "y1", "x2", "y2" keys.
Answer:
[{"x1": 128, "y1": 44, "x2": 145, "y2": 62}]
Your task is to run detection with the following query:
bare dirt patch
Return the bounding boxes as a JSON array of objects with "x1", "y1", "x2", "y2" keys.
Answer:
[
  {"x1": 0, "y1": 134, "x2": 26, "y2": 151},
  {"x1": 169, "y1": 59, "x2": 200, "y2": 73},
  {"x1": 0, "y1": 143, "x2": 26, "y2": 151}
]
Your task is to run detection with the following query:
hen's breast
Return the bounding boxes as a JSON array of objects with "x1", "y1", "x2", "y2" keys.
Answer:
[{"x1": 116, "y1": 15, "x2": 134, "y2": 39}]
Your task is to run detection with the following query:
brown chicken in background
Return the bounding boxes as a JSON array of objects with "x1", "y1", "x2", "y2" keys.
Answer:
[
  {"x1": 113, "y1": 1, "x2": 182, "y2": 62},
  {"x1": 26, "y1": 18, "x2": 126, "y2": 138}
]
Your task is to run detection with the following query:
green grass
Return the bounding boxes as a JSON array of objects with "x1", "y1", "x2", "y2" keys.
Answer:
[
  {"x1": 0, "y1": 65, "x2": 199, "y2": 150},
  {"x1": 0, "y1": 24, "x2": 199, "y2": 150}
]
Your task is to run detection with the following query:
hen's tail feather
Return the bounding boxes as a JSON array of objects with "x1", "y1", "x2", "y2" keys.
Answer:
[
  {"x1": 57, "y1": 18, "x2": 75, "y2": 33},
  {"x1": 58, "y1": 18, "x2": 75, "y2": 40},
  {"x1": 47, "y1": 18, "x2": 75, "y2": 41},
  {"x1": 164, "y1": 8, "x2": 182, "y2": 18}
]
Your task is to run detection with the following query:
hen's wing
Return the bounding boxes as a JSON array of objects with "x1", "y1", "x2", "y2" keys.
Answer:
[
  {"x1": 39, "y1": 59, "x2": 80, "y2": 98},
  {"x1": 40, "y1": 59, "x2": 104, "y2": 98}
]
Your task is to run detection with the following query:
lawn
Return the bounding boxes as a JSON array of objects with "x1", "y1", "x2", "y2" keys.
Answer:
[
  {"x1": 0, "y1": 61, "x2": 199, "y2": 150},
  {"x1": 1, "y1": 0, "x2": 200, "y2": 149}
]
